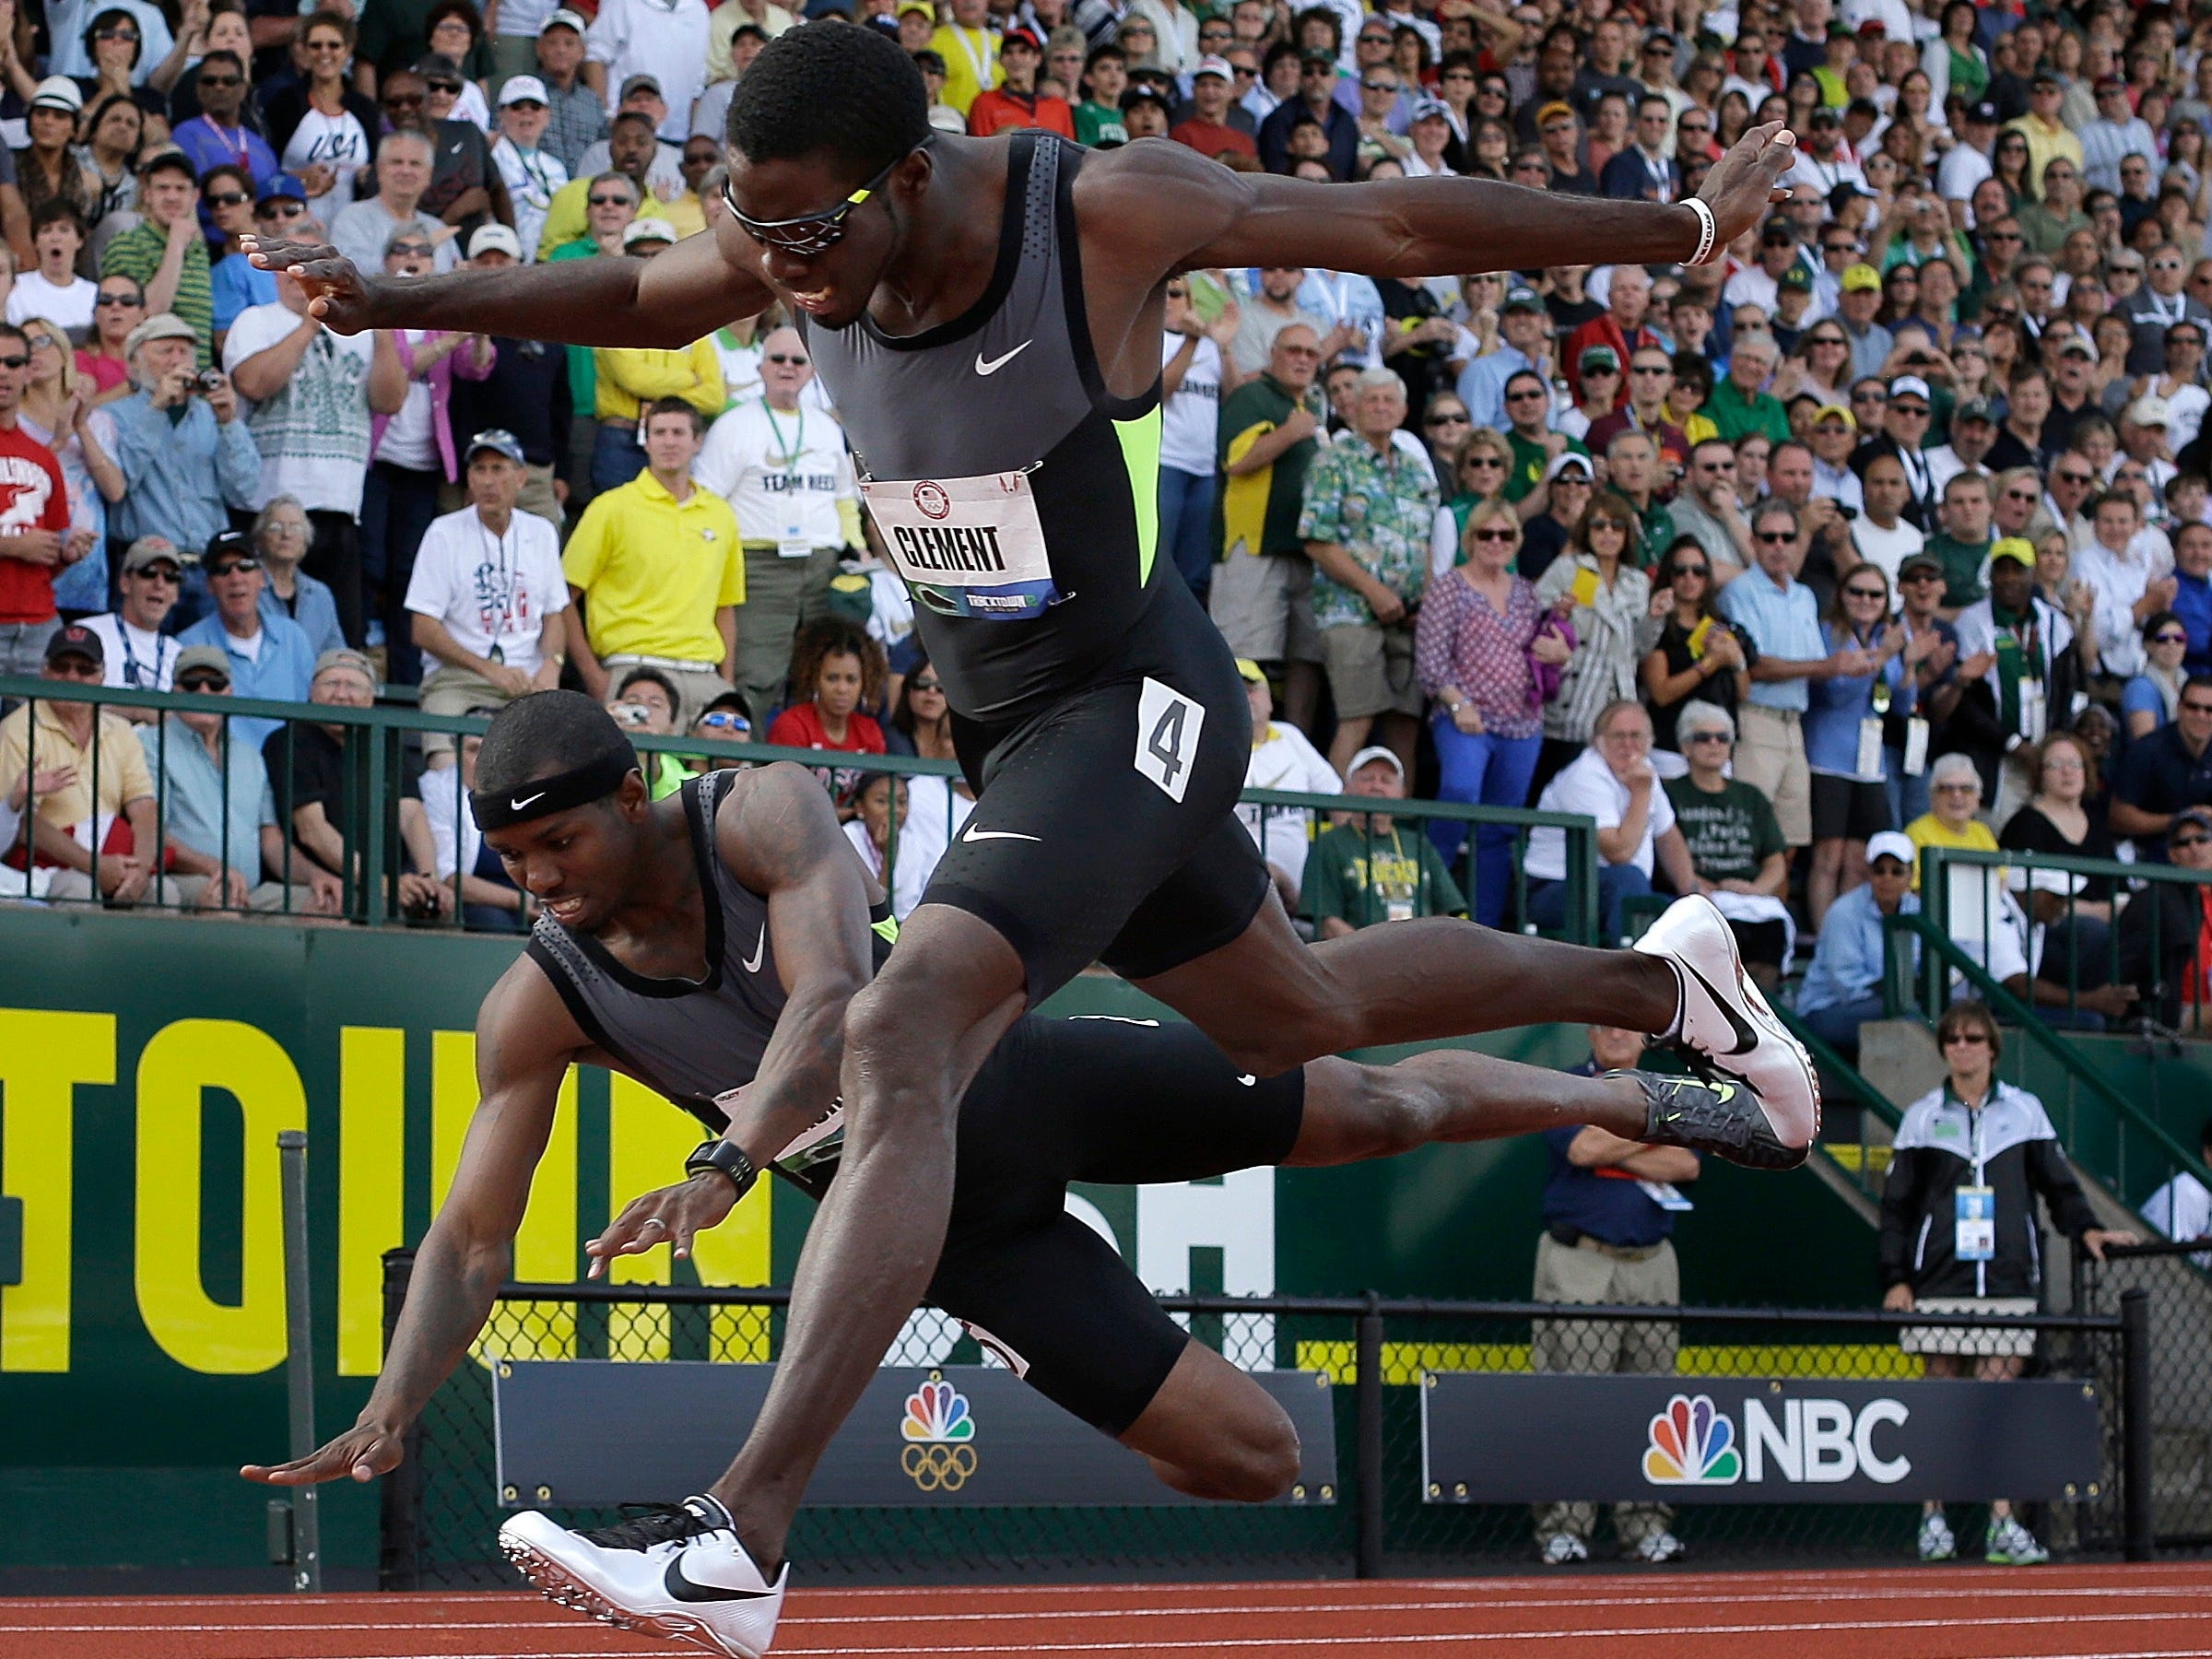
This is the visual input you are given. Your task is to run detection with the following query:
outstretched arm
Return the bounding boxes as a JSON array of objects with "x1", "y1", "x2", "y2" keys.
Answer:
[
  {"x1": 242, "y1": 218, "x2": 774, "y2": 348},
  {"x1": 1084, "y1": 122, "x2": 1798, "y2": 282},
  {"x1": 241, "y1": 962, "x2": 584, "y2": 1486},
  {"x1": 586, "y1": 763, "x2": 882, "y2": 1277}
]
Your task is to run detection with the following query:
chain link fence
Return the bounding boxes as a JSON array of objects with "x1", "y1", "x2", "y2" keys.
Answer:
[
  {"x1": 381, "y1": 1253, "x2": 2145, "y2": 1588},
  {"x1": 2078, "y1": 1241, "x2": 2212, "y2": 1552}
]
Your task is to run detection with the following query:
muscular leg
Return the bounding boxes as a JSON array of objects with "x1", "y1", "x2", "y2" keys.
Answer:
[
  {"x1": 1118, "y1": 1339, "x2": 1302, "y2": 1503},
  {"x1": 1282, "y1": 1050, "x2": 1649, "y2": 1167},
  {"x1": 707, "y1": 904, "x2": 1027, "y2": 1569},
  {"x1": 1135, "y1": 877, "x2": 1679, "y2": 1079}
]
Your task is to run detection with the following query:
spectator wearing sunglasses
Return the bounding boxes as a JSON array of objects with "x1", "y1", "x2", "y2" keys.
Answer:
[
  {"x1": 80, "y1": 535, "x2": 182, "y2": 703},
  {"x1": 136, "y1": 642, "x2": 335, "y2": 914},
  {"x1": 695, "y1": 325, "x2": 861, "y2": 724},
  {"x1": 1643, "y1": 535, "x2": 1752, "y2": 753},
  {"x1": 171, "y1": 52, "x2": 281, "y2": 227},
  {"x1": 177, "y1": 528, "x2": 319, "y2": 749},
  {"x1": 2119, "y1": 806, "x2": 2212, "y2": 1028}
]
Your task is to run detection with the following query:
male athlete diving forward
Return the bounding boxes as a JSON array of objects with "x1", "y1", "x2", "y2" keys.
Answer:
[
  {"x1": 246, "y1": 23, "x2": 1815, "y2": 1607},
  {"x1": 248, "y1": 694, "x2": 1783, "y2": 1657}
]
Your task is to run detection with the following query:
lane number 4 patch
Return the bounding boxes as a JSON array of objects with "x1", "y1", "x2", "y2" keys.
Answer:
[{"x1": 1135, "y1": 677, "x2": 1204, "y2": 804}]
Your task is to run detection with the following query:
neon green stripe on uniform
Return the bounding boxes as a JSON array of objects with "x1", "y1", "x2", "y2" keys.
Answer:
[
  {"x1": 1113, "y1": 404, "x2": 1163, "y2": 585},
  {"x1": 872, "y1": 916, "x2": 900, "y2": 947}
]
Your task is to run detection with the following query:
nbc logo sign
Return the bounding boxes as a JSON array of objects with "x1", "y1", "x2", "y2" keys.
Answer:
[
  {"x1": 1641, "y1": 1393, "x2": 1913, "y2": 1488},
  {"x1": 900, "y1": 1379, "x2": 978, "y2": 1492},
  {"x1": 1642, "y1": 1394, "x2": 1741, "y2": 1486}
]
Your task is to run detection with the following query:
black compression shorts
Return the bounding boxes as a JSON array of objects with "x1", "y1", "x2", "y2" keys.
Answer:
[
  {"x1": 926, "y1": 1015, "x2": 1306, "y2": 1436},
  {"x1": 925, "y1": 579, "x2": 1274, "y2": 1005}
]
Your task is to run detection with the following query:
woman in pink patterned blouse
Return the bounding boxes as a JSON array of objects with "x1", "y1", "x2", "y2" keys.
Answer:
[{"x1": 1415, "y1": 497, "x2": 1571, "y2": 927}]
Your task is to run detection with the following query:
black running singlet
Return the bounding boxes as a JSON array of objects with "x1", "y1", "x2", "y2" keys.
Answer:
[{"x1": 803, "y1": 133, "x2": 1168, "y2": 724}]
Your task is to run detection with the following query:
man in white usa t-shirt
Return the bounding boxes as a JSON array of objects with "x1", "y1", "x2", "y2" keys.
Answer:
[{"x1": 404, "y1": 429, "x2": 568, "y2": 765}]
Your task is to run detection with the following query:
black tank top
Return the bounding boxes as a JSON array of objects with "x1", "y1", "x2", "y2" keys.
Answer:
[{"x1": 804, "y1": 133, "x2": 1167, "y2": 724}]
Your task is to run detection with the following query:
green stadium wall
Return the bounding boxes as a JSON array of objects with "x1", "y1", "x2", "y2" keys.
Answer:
[{"x1": 0, "y1": 909, "x2": 1880, "y2": 1580}]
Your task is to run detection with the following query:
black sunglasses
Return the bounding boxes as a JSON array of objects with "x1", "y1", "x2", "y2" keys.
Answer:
[
  {"x1": 721, "y1": 149, "x2": 910, "y2": 257},
  {"x1": 95, "y1": 291, "x2": 141, "y2": 307},
  {"x1": 764, "y1": 352, "x2": 809, "y2": 365},
  {"x1": 198, "y1": 73, "x2": 242, "y2": 87},
  {"x1": 205, "y1": 190, "x2": 251, "y2": 207},
  {"x1": 177, "y1": 673, "x2": 229, "y2": 691},
  {"x1": 207, "y1": 557, "x2": 262, "y2": 575}
]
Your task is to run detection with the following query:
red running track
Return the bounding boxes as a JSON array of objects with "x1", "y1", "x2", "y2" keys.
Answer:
[{"x1": 5, "y1": 1563, "x2": 2211, "y2": 1659}]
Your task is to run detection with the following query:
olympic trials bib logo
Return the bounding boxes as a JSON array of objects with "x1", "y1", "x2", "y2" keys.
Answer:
[
  {"x1": 900, "y1": 1376, "x2": 977, "y2": 1491},
  {"x1": 1642, "y1": 1393, "x2": 1742, "y2": 1485},
  {"x1": 912, "y1": 480, "x2": 951, "y2": 520}
]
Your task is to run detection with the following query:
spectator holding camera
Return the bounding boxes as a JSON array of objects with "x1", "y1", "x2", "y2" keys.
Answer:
[{"x1": 106, "y1": 312, "x2": 261, "y2": 591}]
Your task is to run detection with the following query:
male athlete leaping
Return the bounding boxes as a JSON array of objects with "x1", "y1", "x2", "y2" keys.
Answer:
[
  {"x1": 249, "y1": 694, "x2": 1772, "y2": 1656},
  {"x1": 247, "y1": 25, "x2": 1813, "y2": 1639}
]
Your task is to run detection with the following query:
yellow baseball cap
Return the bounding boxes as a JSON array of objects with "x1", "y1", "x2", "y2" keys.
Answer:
[
  {"x1": 1234, "y1": 658, "x2": 1266, "y2": 684},
  {"x1": 1990, "y1": 536, "x2": 2036, "y2": 567},
  {"x1": 1811, "y1": 403, "x2": 1856, "y2": 430},
  {"x1": 1841, "y1": 263, "x2": 1883, "y2": 294}
]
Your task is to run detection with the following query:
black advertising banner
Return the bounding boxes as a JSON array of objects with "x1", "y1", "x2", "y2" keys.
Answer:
[
  {"x1": 496, "y1": 1361, "x2": 1338, "y2": 1507},
  {"x1": 1421, "y1": 1375, "x2": 2103, "y2": 1504}
]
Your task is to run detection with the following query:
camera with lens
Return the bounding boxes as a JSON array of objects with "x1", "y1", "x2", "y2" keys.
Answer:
[
  {"x1": 194, "y1": 369, "x2": 225, "y2": 394},
  {"x1": 607, "y1": 700, "x2": 653, "y2": 729}
]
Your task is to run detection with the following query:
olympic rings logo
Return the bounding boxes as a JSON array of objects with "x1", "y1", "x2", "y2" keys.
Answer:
[{"x1": 901, "y1": 1441, "x2": 978, "y2": 1491}]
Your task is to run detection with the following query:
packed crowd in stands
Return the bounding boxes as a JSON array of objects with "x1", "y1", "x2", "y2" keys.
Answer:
[{"x1": 1, "y1": 0, "x2": 2211, "y2": 1036}]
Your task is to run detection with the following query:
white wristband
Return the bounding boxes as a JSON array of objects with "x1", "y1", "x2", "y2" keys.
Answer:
[{"x1": 1683, "y1": 197, "x2": 1718, "y2": 267}]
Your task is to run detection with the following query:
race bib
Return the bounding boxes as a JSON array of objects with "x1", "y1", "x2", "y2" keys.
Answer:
[{"x1": 862, "y1": 471, "x2": 1062, "y2": 620}]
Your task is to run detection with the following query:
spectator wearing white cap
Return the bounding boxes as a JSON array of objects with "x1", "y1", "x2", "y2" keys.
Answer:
[
  {"x1": 489, "y1": 76, "x2": 570, "y2": 262},
  {"x1": 533, "y1": 9, "x2": 608, "y2": 175},
  {"x1": 1300, "y1": 745, "x2": 1467, "y2": 935},
  {"x1": 583, "y1": 0, "x2": 708, "y2": 144},
  {"x1": 406, "y1": 429, "x2": 568, "y2": 762},
  {"x1": 447, "y1": 225, "x2": 574, "y2": 525},
  {"x1": 2120, "y1": 394, "x2": 2181, "y2": 501},
  {"x1": 1168, "y1": 55, "x2": 1256, "y2": 159},
  {"x1": 1797, "y1": 829, "x2": 1921, "y2": 1056}
]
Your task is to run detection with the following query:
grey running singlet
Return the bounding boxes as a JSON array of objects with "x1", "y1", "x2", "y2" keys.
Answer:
[
  {"x1": 526, "y1": 771, "x2": 788, "y2": 1122},
  {"x1": 524, "y1": 770, "x2": 888, "y2": 1185},
  {"x1": 804, "y1": 132, "x2": 1166, "y2": 724}
]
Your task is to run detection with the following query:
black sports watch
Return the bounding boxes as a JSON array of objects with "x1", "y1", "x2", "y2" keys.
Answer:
[{"x1": 685, "y1": 1138, "x2": 759, "y2": 1199}]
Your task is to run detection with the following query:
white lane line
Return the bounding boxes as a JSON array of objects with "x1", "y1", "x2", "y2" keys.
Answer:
[
  {"x1": 15, "y1": 1583, "x2": 2212, "y2": 1637},
  {"x1": 759, "y1": 1611, "x2": 2212, "y2": 1657}
]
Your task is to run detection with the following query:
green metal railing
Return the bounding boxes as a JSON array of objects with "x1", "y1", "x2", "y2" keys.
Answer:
[
  {"x1": 1775, "y1": 1002, "x2": 1904, "y2": 1202},
  {"x1": 0, "y1": 678, "x2": 1604, "y2": 943}
]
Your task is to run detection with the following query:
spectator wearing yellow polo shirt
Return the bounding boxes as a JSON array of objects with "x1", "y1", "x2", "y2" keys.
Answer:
[
  {"x1": 562, "y1": 397, "x2": 745, "y2": 726},
  {"x1": 587, "y1": 218, "x2": 724, "y2": 496},
  {"x1": 930, "y1": 0, "x2": 1001, "y2": 117}
]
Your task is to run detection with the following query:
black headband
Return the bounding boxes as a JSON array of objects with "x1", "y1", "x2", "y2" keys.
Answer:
[{"x1": 472, "y1": 749, "x2": 638, "y2": 831}]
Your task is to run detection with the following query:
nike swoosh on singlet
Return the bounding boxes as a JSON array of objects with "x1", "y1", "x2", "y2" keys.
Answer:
[
  {"x1": 742, "y1": 924, "x2": 766, "y2": 974},
  {"x1": 1679, "y1": 961, "x2": 1759, "y2": 1056},
  {"x1": 510, "y1": 791, "x2": 546, "y2": 811},
  {"x1": 663, "y1": 1559, "x2": 777, "y2": 1604},
  {"x1": 974, "y1": 340, "x2": 1032, "y2": 376},
  {"x1": 961, "y1": 823, "x2": 1041, "y2": 843}
]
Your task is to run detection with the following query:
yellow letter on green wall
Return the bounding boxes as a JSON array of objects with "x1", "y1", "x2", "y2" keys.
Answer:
[
  {"x1": 135, "y1": 1019, "x2": 308, "y2": 1374},
  {"x1": 0, "y1": 1009, "x2": 116, "y2": 1372}
]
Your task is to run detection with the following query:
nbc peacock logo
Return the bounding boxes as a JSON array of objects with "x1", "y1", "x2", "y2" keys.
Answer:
[
  {"x1": 1642, "y1": 1393, "x2": 1742, "y2": 1486},
  {"x1": 900, "y1": 1377, "x2": 978, "y2": 1492}
]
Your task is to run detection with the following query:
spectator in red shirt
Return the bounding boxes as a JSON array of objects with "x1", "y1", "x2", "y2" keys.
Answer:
[
  {"x1": 967, "y1": 28, "x2": 1077, "y2": 139},
  {"x1": 1171, "y1": 58, "x2": 1259, "y2": 160},
  {"x1": 767, "y1": 618, "x2": 888, "y2": 802},
  {"x1": 1564, "y1": 265, "x2": 1662, "y2": 407},
  {"x1": 0, "y1": 319, "x2": 97, "y2": 678}
]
